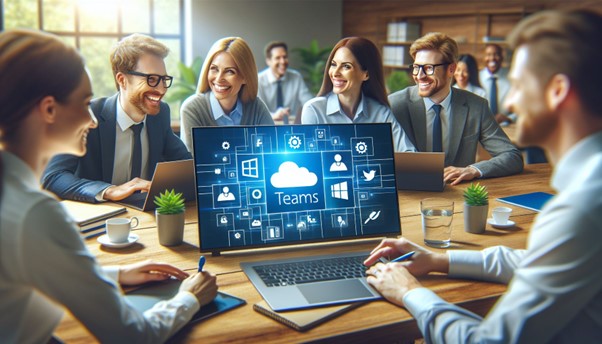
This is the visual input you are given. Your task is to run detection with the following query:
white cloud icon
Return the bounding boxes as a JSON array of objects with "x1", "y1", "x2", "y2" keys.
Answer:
[{"x1": 270, "y1": 161, "x2": 318, "y2": 188}]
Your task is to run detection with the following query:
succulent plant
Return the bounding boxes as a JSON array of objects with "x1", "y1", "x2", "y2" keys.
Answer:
[
  {"x1": 154, "y1": 189, "x2": 185, "y2": 215},
  {"x1": 463, "y1": 183, "x2": 489, "y2": 206}
]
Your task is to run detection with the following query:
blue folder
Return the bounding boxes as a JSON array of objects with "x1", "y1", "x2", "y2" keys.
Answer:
[{"x1": 497, "y1": 192, "x2": 554, "y2": 212}]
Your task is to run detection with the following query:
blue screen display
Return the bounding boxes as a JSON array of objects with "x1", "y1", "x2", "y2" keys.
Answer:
[{"x1": 192, "y1": 123, "x2": 401, "y2": 253}]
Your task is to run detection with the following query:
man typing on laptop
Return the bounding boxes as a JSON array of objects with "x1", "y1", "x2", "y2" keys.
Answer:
[
  {"x1": 42, "y1": 34, "x2": 190, "y2": 203},
  {"x1": 388, "y1": 32, "x2": 523, "y2": 185}
]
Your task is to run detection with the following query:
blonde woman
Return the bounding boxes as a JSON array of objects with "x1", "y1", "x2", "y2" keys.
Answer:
[{"x1": 180, "y1": 37, "x2": 274, "y2": 152}]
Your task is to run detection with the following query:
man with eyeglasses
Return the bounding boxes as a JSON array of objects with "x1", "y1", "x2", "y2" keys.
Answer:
[
  {"x1": 389, "y1": 32, "x2": 523, "y2": 185},
  {"x1": 43, "y1": 33, "x2": 191, "y2": 203}
]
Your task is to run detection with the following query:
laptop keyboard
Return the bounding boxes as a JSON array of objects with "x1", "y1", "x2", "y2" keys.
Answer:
[{"x1": 253, "y1": 255, "x2": 367, "y2": 287}]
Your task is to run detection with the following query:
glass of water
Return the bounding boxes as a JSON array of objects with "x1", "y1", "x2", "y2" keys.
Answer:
[{"x1": 420, "y1": 198, "x2": 454, "y2": 248}]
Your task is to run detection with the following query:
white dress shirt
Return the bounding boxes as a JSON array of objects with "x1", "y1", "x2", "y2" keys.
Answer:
[
  {"x1": 403, "y1": 131, "x2": 602, "y2": 343},
  {"x1": 258, "y1": 68, "x2": 313, "y2": 122},
  {"x1": 112, "y1": 96, "x2": 149, "y2": 184},
  {"x1": 301, "y1": 92, "x2": 415, "y2": 152},
  {"x1": 0, "y1": 151, "x2": 200, "y2": 343}
]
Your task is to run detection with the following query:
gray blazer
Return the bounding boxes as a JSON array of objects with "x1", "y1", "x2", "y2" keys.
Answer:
[{"x1": 388, "y1": 86, "x2": 523, "y2": 178}]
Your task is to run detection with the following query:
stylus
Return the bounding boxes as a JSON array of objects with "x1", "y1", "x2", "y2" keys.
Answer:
[{"x1": 391, "y1": 251, "x2": 415, "y2": 263}]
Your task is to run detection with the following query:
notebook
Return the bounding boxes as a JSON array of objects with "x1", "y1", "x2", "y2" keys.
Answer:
[
  {"x1": 254, "y1": 300, "x2": 365, "y2": 332},
  {"x1": 394, "y1": 152, "x2": 445, "y2": 192},
  {"x1": 192, "y1": 123, "x2": 401, "y2": 311},
  {"x1": 497, "y1": 192, "x2": 554, "y2": 212},
  {"x1": 125, "y1": 279, "x2": 245, "y2": 324},
  {"x1": 61, "y1": 200, "x2": 127, "y2": 226},
  {"x1": 117, "y1": 159, "x2": 196, "y2": 211}
]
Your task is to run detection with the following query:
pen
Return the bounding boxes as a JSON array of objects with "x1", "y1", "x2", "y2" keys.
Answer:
[
  {"x1": 391, "y1": 251, "x2": 415, "y2": 263},
  {"x1": 198, "y1": 255, "x2": 206, "y2": 272}
]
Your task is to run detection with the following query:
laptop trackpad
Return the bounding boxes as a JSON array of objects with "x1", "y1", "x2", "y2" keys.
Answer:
[{"x1": 298, "y1": 280, "x2": 374, "y2": 304}]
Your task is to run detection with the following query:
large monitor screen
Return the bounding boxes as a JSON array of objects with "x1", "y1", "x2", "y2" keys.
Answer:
[{"x1": 192, "y1": 123, "x2": 401, "y2": 254}]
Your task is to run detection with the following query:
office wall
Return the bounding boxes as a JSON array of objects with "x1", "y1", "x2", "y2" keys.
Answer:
[{"x1": 188, "y1": 0, "x2": 343, "y2": 71}]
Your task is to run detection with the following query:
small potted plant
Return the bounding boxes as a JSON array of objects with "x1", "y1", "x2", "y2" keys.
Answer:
[
  {"x1": 154, "y1": 189, "x2": 186, "y2": 246},
  {"x1": 463, "y1": 182, "x2": 489, "y2": 234}
]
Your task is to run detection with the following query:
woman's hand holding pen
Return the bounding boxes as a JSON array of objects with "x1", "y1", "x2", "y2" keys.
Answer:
[{"x1": 180, "y1": 256, "x2": 218, "y2": 307}]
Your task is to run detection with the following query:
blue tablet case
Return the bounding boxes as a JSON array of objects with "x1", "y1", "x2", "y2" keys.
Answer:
[
  {"x1": 497, "y1": 192, "x2": 554, "y2": 212},
  {"x1": 125, "y1": 279, "x2": 245, "y2": 323}
]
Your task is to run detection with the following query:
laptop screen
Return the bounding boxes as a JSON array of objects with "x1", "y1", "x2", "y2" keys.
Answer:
[{"x1": 192, "y1": 123, "x2": 401, "y2": 254}]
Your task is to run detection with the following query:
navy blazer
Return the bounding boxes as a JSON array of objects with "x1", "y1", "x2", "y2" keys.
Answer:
[
  {"x1": 42, "y1": 94, "x2": 191, "y2": 203},
  {"x1": 388, "y1": 86, "x2": 523, "y2": 178}
]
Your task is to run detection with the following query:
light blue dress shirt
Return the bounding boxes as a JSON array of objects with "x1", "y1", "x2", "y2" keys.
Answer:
[
  {"x1": 403, "y1": 131, "x2": 602, "y2": 343},
  {"x1": 301, "y1": 92, "x2": 415, "y2": 152},
  {"x1": 210, "y1": 91, "x2": 243, "y2": 126}
]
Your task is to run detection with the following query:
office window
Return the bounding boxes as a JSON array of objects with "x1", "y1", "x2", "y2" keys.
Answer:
[{"x1": 3, "y1": 0, "x2": 184, "y2": 119}]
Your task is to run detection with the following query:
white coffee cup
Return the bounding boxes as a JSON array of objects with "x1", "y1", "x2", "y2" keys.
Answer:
[
  {"x1": 492, "y1": 207, "x2": 512, "y2": 225},
  {"x1": 106, "y1": 217, "x2": 139, "y2": 243}
]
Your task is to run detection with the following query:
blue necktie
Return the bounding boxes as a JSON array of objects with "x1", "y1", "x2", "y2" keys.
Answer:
[
  {"x1": 489, "y1": 76, "x2": 498, "y2": 115},
  {"x1": 432, "y1": 105, "x2": 442, "y2": 152},
  {"x1": 276, "y1": 79, "x2": 288, "y2": 124},
  {"x1": 130, "y1": 123, "x2": 144, "y2": 179}
]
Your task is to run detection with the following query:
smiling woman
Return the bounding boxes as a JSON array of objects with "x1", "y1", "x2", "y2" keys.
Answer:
[{"x1": 179, "y1": 37, "x2": 274, "y2": 153}]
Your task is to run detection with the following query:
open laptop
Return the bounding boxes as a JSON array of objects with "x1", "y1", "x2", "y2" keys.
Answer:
[
  {"x1": 117, "y1": 159, "x2": 196, "y2": 211},
  {"x1": 191, "y1": 123, "x2": 401, "y2": 311},
  {"x1": 394, "y1": 152, "x2": 445, "y2": 192}
]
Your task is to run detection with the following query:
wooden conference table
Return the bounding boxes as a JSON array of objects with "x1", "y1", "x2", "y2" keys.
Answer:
[{"x1": 55, "y1": 164, "x2": 553, "y2": 343}]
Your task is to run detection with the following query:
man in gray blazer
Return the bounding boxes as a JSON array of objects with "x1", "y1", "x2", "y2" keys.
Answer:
[
  {"x1": 389, "y1": 32, "x2": 523, "y2": 185},
  {"x1": 43, "y1": 34, "x2": 190, "y2": 203}
]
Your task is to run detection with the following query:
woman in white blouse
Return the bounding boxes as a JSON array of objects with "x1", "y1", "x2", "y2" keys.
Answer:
[
  {"x1": 0, "y1": 29, "x2": 217, "y2": 343},
  {"x1": 453, "y1": 54, "x2": 487, "y2": 98}
]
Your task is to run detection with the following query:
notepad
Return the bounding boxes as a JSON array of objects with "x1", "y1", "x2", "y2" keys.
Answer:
[
  {"x1": 126, "y1": 279, "x2": 245, "y2": 324},
  {"x1": 61, "y1": 200, "x2": 127, "y2": 226},
  {"x1": 253, "y1": 300, "x2": 364, "y2": 332},
  {"x1": 497, "y1": 192, "x2": 554, "y2": 212}
]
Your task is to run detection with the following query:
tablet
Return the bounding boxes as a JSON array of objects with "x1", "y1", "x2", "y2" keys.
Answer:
[{"x1": 125, "y1": 279, "x2": 246, "y2": 323}]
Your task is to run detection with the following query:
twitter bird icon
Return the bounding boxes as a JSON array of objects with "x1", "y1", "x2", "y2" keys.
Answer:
[{"x1": 362, "y1": 170, "x2": 376, "y2": 181}]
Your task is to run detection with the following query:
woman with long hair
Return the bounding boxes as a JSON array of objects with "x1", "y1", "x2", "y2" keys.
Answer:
[
  {"x1": 453, "y1": 54, "x2": 487, "y2": 98},
  {"x1": 301, "y1": 37, "x2": 414, "y2": 152},
  {"x1": 180, "y1": 37, "x2": 274, "y2": 153}
]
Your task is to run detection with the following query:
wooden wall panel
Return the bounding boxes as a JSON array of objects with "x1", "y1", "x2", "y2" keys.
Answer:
[{"x1": 343, "y1": 0, "x2": 602, "y2": 77}]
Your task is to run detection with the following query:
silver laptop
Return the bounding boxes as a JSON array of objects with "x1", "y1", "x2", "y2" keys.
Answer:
[
  {"x1": 117, "y1": 159, "x2": 196, "y2": 211},
  {"x1": 395, "y1": 152, "x2": 445, "y2": 192},
  {"x1": 191, "y1": 123, "x2": 402, "y2": 311}
]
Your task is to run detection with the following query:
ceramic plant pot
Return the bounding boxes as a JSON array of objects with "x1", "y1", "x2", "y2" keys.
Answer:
[
  {"x1": 156, "y1": 211, "x2": 185, "y2": 246},
  {"x1": 463, "y1": 203, "x2": 488, "y2": 234}
]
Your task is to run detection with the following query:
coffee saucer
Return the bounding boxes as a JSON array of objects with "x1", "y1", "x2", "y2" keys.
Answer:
[
  {"x1": 487, "y1": 218, "x2": 515, "y2": 229},
  {"x1": 98, "y1": 233, "x2": 139, "y2": 248}
]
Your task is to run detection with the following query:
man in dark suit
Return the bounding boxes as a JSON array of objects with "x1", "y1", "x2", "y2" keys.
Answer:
[
  {"x1": 389, "y1": 32, "x2": 523, "y2": 185},
  {"x1": 43, "y1": 34, "x2": 190, "y2": 203}
]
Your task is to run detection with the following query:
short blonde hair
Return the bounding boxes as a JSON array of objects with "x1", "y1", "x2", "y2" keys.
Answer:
[
  {"x1": 197, "y1": 37, "x2": 258, "y2": 104},
  {"x1": 410, "y1": 32, "x2": 458, "y2": 64},
  {"x1": 110, "y1": 33, "x2": 169, "y2": 90}
]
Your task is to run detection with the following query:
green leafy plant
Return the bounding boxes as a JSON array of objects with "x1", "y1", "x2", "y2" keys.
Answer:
[
  {"x1": 463, "y1": 183, "x2": 489, "y2": 206},
  {"x1": 163, "y1": 57, "x2": 204, "y2": 106},
  {"x1": 154, "y1": 189, "x2": 185, "y2": 215},
  {"x1": 292, "y1": 39, "x2": 332, "y2": 94},
  {"x1": 386, "y1": 70, "x2": 412, "y2": 94}
]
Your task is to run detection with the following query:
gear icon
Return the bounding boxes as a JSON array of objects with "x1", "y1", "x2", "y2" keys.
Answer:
[
  {"x1": 355, "y1": 141, "x2": 368, "y2": 154},
  {"x1": 288, "y1": 135, "x2": 302, "y2": 149},
  {"x1": 221, "y1": 141, "x2": 230, "y2": 150}
]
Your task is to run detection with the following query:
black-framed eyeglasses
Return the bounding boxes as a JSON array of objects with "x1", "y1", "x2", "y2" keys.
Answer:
[
  {"x1": 126, "y1": 70, "x2": 173, "y2": 88},
  {"x1": 410, "y1": 63, "x2": 449, "y2": 76}
]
